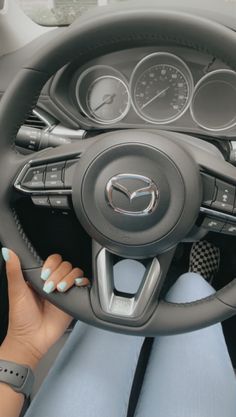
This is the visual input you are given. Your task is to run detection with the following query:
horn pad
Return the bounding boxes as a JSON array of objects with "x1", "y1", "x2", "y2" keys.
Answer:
[{"x1": 72, "y1": 130, "x2": 201, "y2": 258}]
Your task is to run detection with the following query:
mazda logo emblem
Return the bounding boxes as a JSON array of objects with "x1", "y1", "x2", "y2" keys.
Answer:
[{"x1": 106, "y1": 173, "x2": 159, "y2": 216}]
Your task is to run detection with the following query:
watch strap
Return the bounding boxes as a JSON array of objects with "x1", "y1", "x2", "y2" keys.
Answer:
[{"x1": 0, "y1": 360, "x2": 34, "y2": 398}]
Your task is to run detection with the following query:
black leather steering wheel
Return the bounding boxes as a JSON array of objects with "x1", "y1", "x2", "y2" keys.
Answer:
[{"x1": 1, "y1": 3, "x2": 236, "y2": 335}]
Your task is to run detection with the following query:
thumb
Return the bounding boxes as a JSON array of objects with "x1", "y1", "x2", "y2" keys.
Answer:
[{"x1": 2, "y1": 248, "x2": 28, "y2": 300}]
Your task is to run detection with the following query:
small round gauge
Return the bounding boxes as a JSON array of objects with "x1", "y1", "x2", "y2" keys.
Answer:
[
  {"x1": 76, "y1": 65, "x2": 130, "y2": 124},
  {"x1": 190, "y1": 69, "x2": 236, "y2": 132},
  {"x1": 130, "y1": 53, "x2": 194, "y2": 124},
  {"x1": 86, "y1": 76, "x2": 130, "y2": 123}
]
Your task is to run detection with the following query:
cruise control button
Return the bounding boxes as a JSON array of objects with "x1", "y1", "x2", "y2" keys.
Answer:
[
  {"x1": 22, "y1": 166, "x2": 45, "y2": 189},
  {"x1": 45, "y1": 162, "x2": 65, "y2": 189},
  {"x1": 63, "y1": 160, "x2": 78, "y2": 188},
  {"x1": 202, "y1": 217, "x2": 225, "y2": 232},
  {"x1": 201, "y1": 173, "x2": 216, "y2": 206},
  {"x1": 45, "y1": 176, "x2": 63, "y2": 189},
  {"x1": 32, "y1": 196, "x2": 50, "y2": 207},
  {"x1": 49, "y1": 196, "x2": 70, "y2": 210},
  {"x1": 211, "y1": 180, "x2": 235, "y2": 214},
  {"x1": 222, "y1": 223, "x2": 236, "y2": 236},
  {"x1": 47, "y1": 162, "x2": 65, "y2": 173}
]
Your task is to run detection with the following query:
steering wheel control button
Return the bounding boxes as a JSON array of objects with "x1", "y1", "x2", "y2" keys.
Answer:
[
  {"x1": 22, "y1": 166, "x2": 45, "y2": 189},
  {"x1": 45, "y1": 162, "x2": 65, "y2": 189},
  {"x1": 49, "y1": 196, "x2": 70, "y2": 210},
  {"x1": 63, "y1": 160, "x2": 79, "y2": 188},
  {"x1": 202, "y1": 217, "x2": 225, "y2": 232},
  {"x1": 201, "y1": 173, "x2": 216, "y2": 206},
  {"x1": 222, "y1": 223, "x2": 236, "y2": 236},
  {"x1": 31, "y1": 196, "x2": 50, "y2": 207},
  {"x1": 211, "y1": 180, "x2": 235, "y2": 214}
]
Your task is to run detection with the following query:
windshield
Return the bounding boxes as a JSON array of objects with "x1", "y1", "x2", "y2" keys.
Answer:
[{"x1": 16, "y1": 0, "x2": 236, "y2": 27}]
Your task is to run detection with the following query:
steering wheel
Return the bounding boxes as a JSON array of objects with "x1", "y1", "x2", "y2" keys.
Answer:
[{"x1": 1, "y1": 3, "x2": 236, "y2": 336}]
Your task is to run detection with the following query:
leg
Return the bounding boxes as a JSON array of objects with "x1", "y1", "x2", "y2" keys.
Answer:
[
  {"x1": 25, "y1": 260, "x2": 145, "y2": 417},
  {"x1": 134, "y1": 273, "x2": 236, "y2": 417}
]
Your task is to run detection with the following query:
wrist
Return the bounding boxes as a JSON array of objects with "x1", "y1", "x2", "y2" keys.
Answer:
[{"x1": 0, "y1": 338, "x2": 41, "y2": 370}]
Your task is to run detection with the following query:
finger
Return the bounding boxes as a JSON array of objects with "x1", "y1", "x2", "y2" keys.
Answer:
[
  {"x1": 40, "y1": 254, "x2": 62, "y2": 281},
  {"x1": 43, "y1": 261, "x2": 72, "y2": 294},
  {"x1": 56, "y1": 267, "x2": 84, "y2": 293},
  {"x1": 1, "y1": 248, "x2": 28, "y2": 300},
  {"x1": 75, "y1": 277, "x2": 90, "y2": 287}
]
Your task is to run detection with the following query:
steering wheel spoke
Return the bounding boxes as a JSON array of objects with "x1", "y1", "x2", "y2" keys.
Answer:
[{"x1": 90, "y1": 241, "x2": 175, "y2": 326}]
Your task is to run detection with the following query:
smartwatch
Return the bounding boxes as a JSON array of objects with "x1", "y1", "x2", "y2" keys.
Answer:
[{"x1": 0, "y1": 360, "x2": 34, "y2": 398}]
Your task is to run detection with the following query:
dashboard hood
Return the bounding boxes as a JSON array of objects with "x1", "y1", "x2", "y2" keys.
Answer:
[
  {"x1": 78, "y1": 0, "x2": 236, "y2": 32},
  {"x1": 151, "y1": 0, "x2": 236, "y2": 30}
]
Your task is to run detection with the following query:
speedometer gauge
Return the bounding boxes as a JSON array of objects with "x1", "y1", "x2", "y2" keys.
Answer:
[
  {"x1": 130, "y1": 53, "x2": 194, "y2": 124},
  {"x1": 76, "y1": 65, "x2": 130, "y2": 124},
  {"x1": 134, "y1": 65, "x2": 189, "y2": 123}
]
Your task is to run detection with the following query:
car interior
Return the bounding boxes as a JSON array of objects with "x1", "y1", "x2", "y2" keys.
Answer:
[{"x1": 1, "y1": 0, "x2": 236, "y2": 414}]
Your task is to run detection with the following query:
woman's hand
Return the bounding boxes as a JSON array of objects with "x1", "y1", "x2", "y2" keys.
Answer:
[{"x1": 0, "y1": 249, "x2": 90, "y2": 369}]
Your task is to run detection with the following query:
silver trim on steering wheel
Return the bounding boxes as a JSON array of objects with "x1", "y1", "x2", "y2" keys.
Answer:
[{"x1": 96, "y1": 248, "x2": 161, "y2": 318}]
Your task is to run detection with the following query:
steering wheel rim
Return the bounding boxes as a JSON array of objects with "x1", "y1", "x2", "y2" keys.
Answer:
[{"x1": 1, "y1": 4, "x2": 236, "y2": 335}]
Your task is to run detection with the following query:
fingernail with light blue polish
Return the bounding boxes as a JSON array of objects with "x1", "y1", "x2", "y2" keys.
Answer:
[
  {"x1": 57, "y1": 282, "x2": 68, "y2": 292},
  {"x1": 2, "y1": 248, "x2": 10, "y2": 262},
  {"x1": 43, "y1": 281, "x2": 55, "y2": 294},
  {"x1": 75, "y1": 278, "x2": 84, "y2": 286},
  {"x1": 41, "y1": 268, "x2": 51, "y2": 281}
]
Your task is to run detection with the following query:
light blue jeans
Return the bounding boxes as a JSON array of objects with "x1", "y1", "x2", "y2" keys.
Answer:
[{"x1": 25, "y1": 262, "x2": 236, "y2": 417}]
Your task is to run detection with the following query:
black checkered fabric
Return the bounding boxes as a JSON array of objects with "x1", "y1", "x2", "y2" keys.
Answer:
[{"x1": 189, "y1": 241, "x2": 220, "y2": 282}]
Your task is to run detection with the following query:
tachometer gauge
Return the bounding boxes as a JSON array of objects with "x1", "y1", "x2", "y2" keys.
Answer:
[
  {"x1": 76, "y1": 65, "x2": 130, "y2": 124},
  {"x1": 86, "y1": 76, "x2": 130, "y2": 123},
  {"x1": 130, "y1": 53, "x2": 194, "y2": 124}
]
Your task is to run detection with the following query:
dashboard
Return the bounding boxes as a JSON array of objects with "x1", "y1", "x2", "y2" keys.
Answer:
[
  {"x1": 0, "y1": 31, "x2": 236, "y2": 144},
  {"x1": 48, "y1": 45, "x2": 236, "y2": 138}
]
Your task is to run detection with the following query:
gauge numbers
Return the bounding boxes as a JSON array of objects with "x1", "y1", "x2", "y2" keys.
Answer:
[
  {"x1": 130, "y1": 52, "x2": 193, "y2": 125},
  {"x1": 134, "y1": 64, "x2": 190, "y2": 123}
]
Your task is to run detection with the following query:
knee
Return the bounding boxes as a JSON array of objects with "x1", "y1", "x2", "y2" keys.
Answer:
[
  {"x1": 178, "y1": 272, "x2": 207, "y2": 288},
  {"x1": 166, "y1": 272, "x2": 215, "y2": 303}
]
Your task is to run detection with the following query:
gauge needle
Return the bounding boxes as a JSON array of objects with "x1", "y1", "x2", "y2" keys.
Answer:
[
  {"x1": 141, "y1": 87, "x2": 170, "y2": 109},
  {"x1": 92, "y1": 94, "x2": 116, "y2": 112}
]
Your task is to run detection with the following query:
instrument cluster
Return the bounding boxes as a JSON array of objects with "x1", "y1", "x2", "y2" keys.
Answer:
[{"x1": 74, "y1": 51, "x2": 236, "y2": 133}]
